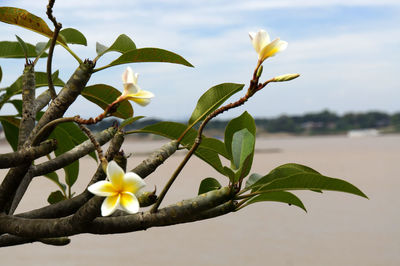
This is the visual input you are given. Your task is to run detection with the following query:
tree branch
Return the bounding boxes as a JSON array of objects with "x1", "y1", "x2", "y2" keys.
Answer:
[
  {"x1": 15, "y1": 131, "x2": 124, "y2": 219},
  {"x1": 33, "y1": 89, "x2": 52, "y2": 113},
  {"x1": 0, "y1": 165, "x2": 31, "y2": 213},
  {"x1": 131, "y1": 140, "x2": 179, "y2": 178},
  {"x1": 18, "y1": 63, "x2": 36, "y2": 148},
  {"x1": 46, "y1": 0, "x2": 62, "y2": 99},
  {"x1": 0, "y1": 187, "x2": 233, "y2": 238},
  {"x1": 8, "y1": 169, "x2": 34, "y2": 215},
  {"x1": 27, "y1": 60, "x2": 94, "y2": 146},
  {"x1": 31, "y1": 127, "x2": 116, "y2": 177},
  {"x1": 0, "y1": 234, "x2": 70, "y2": 247},
  {"x1": 0, "y1": 139, "x2": 57, "y2": 169}
]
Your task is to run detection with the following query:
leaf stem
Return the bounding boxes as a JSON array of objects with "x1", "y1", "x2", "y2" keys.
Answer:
[
  {"x1": 61, "y1": 44, "x2": 83, "y2": 64},
  {"x1": 92, "y1": 64, "x2": 110, "y2": 73}
]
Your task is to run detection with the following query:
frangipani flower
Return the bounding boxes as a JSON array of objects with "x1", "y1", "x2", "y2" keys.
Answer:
[
  {"x1": 120, "y1": 67, "x2": 154, "y2": 106},
  {"x1": 88, "y1": 160, "x2": 146, "y2": 216},
  {"x1": 249, "y1": 29, "x2": 288, "y2": 62}
]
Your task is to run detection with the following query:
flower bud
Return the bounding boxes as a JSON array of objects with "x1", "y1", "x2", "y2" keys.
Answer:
[
  {"x1": 256, "y1": 65, "x2": 263, "y2": 78},
  {"x1": 273, "y1": 73, "x2": 300, "y2": 82}
]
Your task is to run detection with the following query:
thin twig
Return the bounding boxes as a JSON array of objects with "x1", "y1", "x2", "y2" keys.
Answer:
[
  {"x1": 77, "y1": 123, "x2": 106, "y2": 164},
  {"x1": 0, "y1": 139, "x2": 57, "y2": 169},
  {"x1": 46, "y1": 0, "x2": 62, "y2": 100},
  {"x1": 31, "y1": 116, "x2": 77, "y2": 146},
  {"x1": 151, "y1": 61, "x2": 273, "y2": 212},
  {"x1": 151, "y1": 81, "x2": 263, "y2": 213}
]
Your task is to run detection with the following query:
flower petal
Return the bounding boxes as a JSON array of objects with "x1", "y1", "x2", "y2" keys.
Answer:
[
  {"x1": 259, "y1": 38, "x2": 287, "y2": 61},
  {"x1": 123, "y1": 82, "x2": 140, "y2": 95},
  {"x1": 250, "y1": 30, "x2": 270, "y2": 54},
  {"x1": 123, "y1": 172, "x2": 146, "y2": 194},
  {"x1": 120, "y1": 192, "x2": 140, "y2": 214},
  {"x1": 107, "y1": 161, "x2": 124, "y2": 190},
  {"x1": 126, "y1": 90, "x2": 155, "y2": 106},
  {"x1": 87, "y1": 181, "x2": 117, "y2": 197},
  {"x1": 122, "y1": 67, "x2": 135, "y2": 84},
  {"x1": 101, "y1": 195, "x2": 120, "y2": 216}
]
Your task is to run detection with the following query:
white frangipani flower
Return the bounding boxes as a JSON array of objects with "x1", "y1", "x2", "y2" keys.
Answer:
[
  {"x1": 120, "y1": 67, "x2": 154, "y2": 106},
  {"x1": 88, "y1": 160, "x2": 146, "y2": 216},
  {"x1": 249, "y1": 29, "x2": 288, "y2": 62}
]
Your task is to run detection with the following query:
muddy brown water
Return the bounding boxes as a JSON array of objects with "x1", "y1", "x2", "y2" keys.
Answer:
[{"x1": 0, "y1": 135, "x2": 399, "y2": 265}]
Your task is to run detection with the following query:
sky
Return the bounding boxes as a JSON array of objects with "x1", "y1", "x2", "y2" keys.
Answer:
[{"x1": 0, "y1": 0, "x2": 399, "y2": 121}]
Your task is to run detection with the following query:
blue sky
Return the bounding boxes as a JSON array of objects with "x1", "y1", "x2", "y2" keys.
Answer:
[{"x1": 1, "y1": 0, "x2": 399, "y2": 120}]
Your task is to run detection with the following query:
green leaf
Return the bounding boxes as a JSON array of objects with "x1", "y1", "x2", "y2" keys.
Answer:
[
  {"x1": 135, "y1": 121, "x2": 227, "y2": 173},
  {"x1": 59, "y1": 28, "x2": 87, "y2": 46},
  {"x1": 8, "y1": 99, "x2": 23, "y2": 115},
  {"x1": 234, "y1": 153, "x2": 254, "y2": 183},
  {"x1": 136, "y1": 121, "x2": 230, "y2": 159},
  {"x1": 119, "y1": 116, "x2": 144, "y2": 129},
  {"x1": 49, "y1": 125, "x2": 79, "y2": 187},
  {"x1": 44, "y1": 172, "x2": 66, "y2": 194},
  {"x1": 231, "y1": 128, "x2": 255, "y2": 169},
  {"x1": 198, "y1": 177, "x2": 222, "y2": 195},
  {"x1": 96, "y1": 34, "x2": 136, "y2": 57},
  {"x1": 249, "y1": 163, "x2": 321, "y2": 192},
  {"x1": 106, "y1": 47, "x2": 193, "y2": 68},
  {"x1": 224, "y1": 111, "x2": 256, "y2": 158},
  {"x1": 0, "y1": 116, "x2": 20, "y2": 151},
  {"x1": 82, "y1": 84, "x2": 133, "y2": 119},
  {"x1": 15, "y1": 35, "x2": 28, "y2": 59},
  {"x1": 0, "y1": 71, "x2": 64, "y2": 109},
  {"x1": 35, "y1": 41, "x2": 48, "y2": 54},
  {"x1": 0, "y1": 41, "x2": 48, "y2": 58},
  {"x1": 196, "y1": 147, "x2": 224, "y2": 174},
  {"x1": 231, "y1": 129, "x2": 255, "y2": 183},
  {"x1": 47, "y1": 190, "x2": 66, "y2": 204},
  {"x1": 0, "y1": 7, "x2": 66, "y2": 45},
  {"x1": 54, "y1": 122, "x2": 97, "y2": 161},
  {"x1": 96, "y1": 42, "x2": 108, "y2": 55},
  {"x1": 223, "y1": 167, "x2": 235, "y2": 182},
  {"x1": 254, "y1": 172, "x2": 368, "y2": 198},
  {"x1": 245, "y1": 173, "x2": 263, "y2": 188},
  {"x1": 244, "y1": 191, "x2": 307, "y2": 212},
  {"x1": 188, "y1": 83, "x2": 244, "y2": 125}
]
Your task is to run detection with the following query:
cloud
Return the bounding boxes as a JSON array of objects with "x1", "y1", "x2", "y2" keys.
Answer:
[{"x1": 0, "y1": 0, "x2": 399, "y2": 119}]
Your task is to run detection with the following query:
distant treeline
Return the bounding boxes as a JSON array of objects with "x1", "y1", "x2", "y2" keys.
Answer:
[{"x1": 82, "y1": 110, "x2": 400, "y2": 136}]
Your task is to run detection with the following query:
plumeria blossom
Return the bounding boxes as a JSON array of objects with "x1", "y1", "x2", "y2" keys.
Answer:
[
  {"x1": 88, "y1": 160, "x2": 146, "y2": 216},
  {"x1": 249, "y1": 29, "x2": 288, "y2": 62},
  {"x1": 120, "y1": 67, "x2": 154, "y2": 106}
]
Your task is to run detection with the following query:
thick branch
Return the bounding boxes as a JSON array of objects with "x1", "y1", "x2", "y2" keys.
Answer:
[
  {"x1": 0, "y1": 139, "x2": 57, "y2": 168},
  {"x1": 15, "y1": 131, "x2": 124, "y2": 219},
  {"x1": 0, "y1": 187, "x2": 233, "y2": 238},
  {"x1": 0, "y1": 234, "x2": 70, "y2": 247},
  {"x1": 7, "y1": 128, "x2": 113, "y2": 214},
  {"x1": 33, "y1": 90, "x2": 51, "y2": 113},
  {"x1": 8, "y1": 169, "x2": 34, "y2": 215},
  {"x1": 31, "y1": 127, "x2": 116, "y2": 177},
  {"x1": 132, "y1": 140, "x2": 179, "y2": 178},
  {"x1": 68, "y1": 132, "x2": 125, "y2": 224},
  {"x1": 27, "y1": 60, "x2": 94, "y2": 146},
  {"x1": 0, "y1": 165, "x2": 31, "y2": 212},
  {"x1": 18, "y1": 63, "x2": 36, "y2": 148}
]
